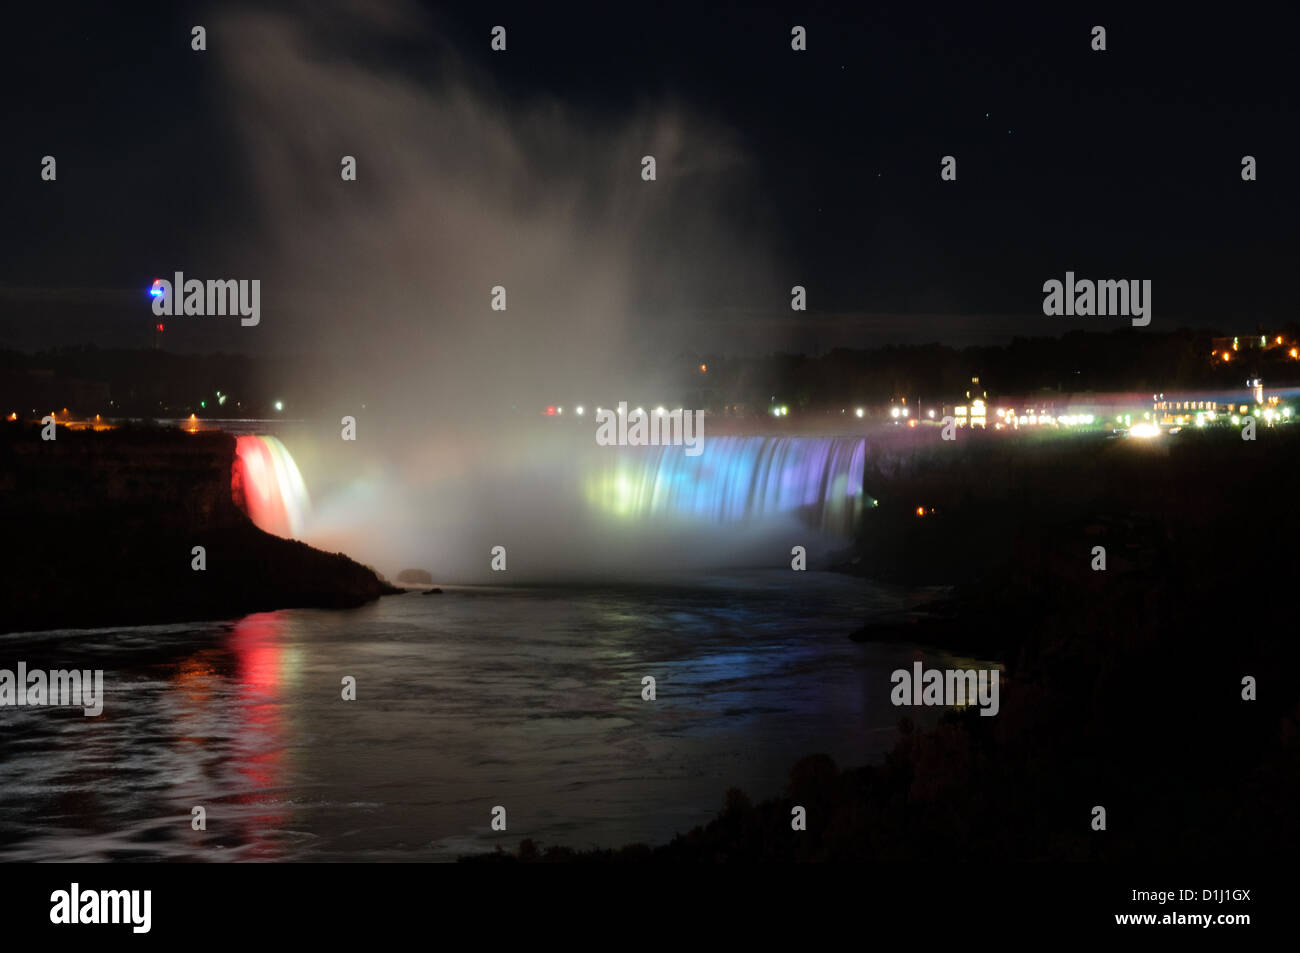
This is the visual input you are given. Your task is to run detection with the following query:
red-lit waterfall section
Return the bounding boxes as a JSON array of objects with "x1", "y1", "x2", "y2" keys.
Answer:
[{"x1": 233, "y1": 435, "x2": 311, "y2": 539}]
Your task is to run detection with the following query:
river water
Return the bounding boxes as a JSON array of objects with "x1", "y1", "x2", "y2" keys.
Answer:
[{"x1": 0, "y1": 571, "x2": 967, "y2": 861}]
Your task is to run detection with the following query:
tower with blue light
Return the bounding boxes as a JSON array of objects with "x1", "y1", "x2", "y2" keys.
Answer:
[{"x1": 149, "y1": 279, "x2": 166, "y2": 348}]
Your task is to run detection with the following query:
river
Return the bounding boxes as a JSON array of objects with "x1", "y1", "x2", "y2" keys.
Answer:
[{"x1": 0, "y1": 570, "x2": 969, "y2": 861}]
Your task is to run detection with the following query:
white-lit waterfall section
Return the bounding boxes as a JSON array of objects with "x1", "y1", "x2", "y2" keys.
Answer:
[
  {"x1": 584, "y1": 435, "x2": 868, "y2": 536},
  {"x1": 233, "y1": 435, "x2": 312, "y2": 539}
]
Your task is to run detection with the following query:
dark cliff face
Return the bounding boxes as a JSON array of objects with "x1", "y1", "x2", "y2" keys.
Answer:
[
  {"x1": 3, "y1": 428, "x2": 244, "y2": 530},
  {"x1": 0, "y1": 423, "x2": 393, "y2": 634}
]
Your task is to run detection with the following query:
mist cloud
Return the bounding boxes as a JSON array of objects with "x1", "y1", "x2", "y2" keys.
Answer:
[{"x1": 213, "y1": 1, "x2": 786, "y2": 581}]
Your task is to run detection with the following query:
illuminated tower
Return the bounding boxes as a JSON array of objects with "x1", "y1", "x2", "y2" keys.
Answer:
[{"x1": 149, "y1": 279, "x2": 166, "y2": 349}]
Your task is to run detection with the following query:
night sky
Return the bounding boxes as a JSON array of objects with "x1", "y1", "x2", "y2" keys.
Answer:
[{"x1": 2, "y1": 1, "x2": 1297, "y2": 355}]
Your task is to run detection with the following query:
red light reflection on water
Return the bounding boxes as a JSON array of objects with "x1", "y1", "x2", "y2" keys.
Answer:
[
  {"x1": 229, "y1": 613, "x2": 292, "y2": 854},
  {"x1": 168, "y1": 612, "x2": 295, "y2": 858}
]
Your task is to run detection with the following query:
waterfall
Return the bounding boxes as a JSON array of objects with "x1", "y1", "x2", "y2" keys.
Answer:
[
  {"x1": 233, "y1": 435, "x2": 312, "y2": 539},
  {"x1": 583, "y1": 435, "x2": 867, "y2": 536}
]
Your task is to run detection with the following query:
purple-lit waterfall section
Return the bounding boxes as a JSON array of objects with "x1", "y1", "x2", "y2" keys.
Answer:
[{"x1": 591, "y1": 436, "x2": 868, "y2": 535}]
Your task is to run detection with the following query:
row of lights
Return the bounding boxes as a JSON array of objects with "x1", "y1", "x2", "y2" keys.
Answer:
[
  {"x1": 192, "y1": 394, "x2": 282, "y2": 412},
  {"x1": 1213, "y1": 336, "x2": 1299, "y2": 361},
  {"x1": 17, "y1": 399, "x2": 288, "y2": 424},
  {"x1": 550, "y1": 406, "x2": 692, "y2": 418}
]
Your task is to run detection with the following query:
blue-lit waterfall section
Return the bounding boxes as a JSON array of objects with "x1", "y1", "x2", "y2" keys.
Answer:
[{"x1": 584, "y1": 436, "x2": 868, "y2": 535}]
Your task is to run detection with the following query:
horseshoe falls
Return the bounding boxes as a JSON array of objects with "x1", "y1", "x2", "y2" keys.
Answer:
[{"x1": 583, "y1": 436, "x2": 868, "y2": 537}]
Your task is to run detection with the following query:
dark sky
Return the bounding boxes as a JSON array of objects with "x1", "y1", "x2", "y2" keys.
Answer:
[{"x1": 2, "y1": 1, "x2": 1297, "y2": 355}]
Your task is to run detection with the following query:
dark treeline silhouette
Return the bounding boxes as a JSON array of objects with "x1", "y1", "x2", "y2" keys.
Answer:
[
  {"x1": 690, "y1": 324, "x2": 1300, "y2": 412},
  {"x1": 6, "y1": 324, "x2": 1300, "y2": 418},
  {"x1": 0, "y1": 347, "x2": 290, "y2": 418}
]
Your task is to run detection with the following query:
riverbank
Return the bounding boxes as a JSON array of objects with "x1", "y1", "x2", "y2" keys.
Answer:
[
  {"x1": 0, "y1": 422, "x2": 395, "y2": 634},
  {"x1": 839, "y1": 427, "x2": 1272, "y2": 657}
]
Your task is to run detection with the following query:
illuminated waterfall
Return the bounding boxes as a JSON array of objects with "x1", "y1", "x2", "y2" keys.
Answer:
[
  {"x1": 584, "y1": 436, "x2": 867, "y2": 536},
  {"x1": 233, "y1": 435, "x2": 312, "y2": 539}
]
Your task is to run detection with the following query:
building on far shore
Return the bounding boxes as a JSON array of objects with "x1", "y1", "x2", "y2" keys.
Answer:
[
  {"x1": 1154, "y1": 381, "x2": 1293, "y2": 428},
  {"x1": 943, "y1": 377, "x2": 987, "y2": 428}
]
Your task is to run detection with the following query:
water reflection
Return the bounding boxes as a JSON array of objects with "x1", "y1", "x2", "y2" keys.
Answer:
[
  {"x1": 162, "y1": 613, "x2": 298, "y2": 859},
  {"x1": 0, "y1": 573, "x2": 969, "y2": 861}
]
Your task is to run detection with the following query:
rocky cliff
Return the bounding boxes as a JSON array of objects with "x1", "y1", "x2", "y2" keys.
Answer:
[{"x1": 0, "y1": 423, "x2": 395, "y2": 633}]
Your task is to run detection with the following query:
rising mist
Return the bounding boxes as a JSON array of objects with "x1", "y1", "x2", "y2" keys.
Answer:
[{"x1": 213, "y1": 1, "x2": 807, "y2": 581}]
